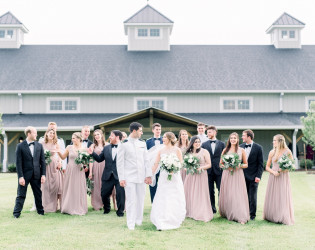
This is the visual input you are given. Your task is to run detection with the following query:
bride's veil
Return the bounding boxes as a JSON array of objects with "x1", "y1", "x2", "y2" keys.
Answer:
[{"x1": 148, "y1": 144, "x2": 164, "y2": 187}]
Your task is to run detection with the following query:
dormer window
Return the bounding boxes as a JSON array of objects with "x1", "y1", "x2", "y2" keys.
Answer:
[
  {"x1": 7, "y1": 30, "x2": 13, "y2": 38},
  {"x1": 150, "y1": 29, "x2": 160, "y2": 37},
  {"x1": 289, "y1": 31, "x2": 295, "y2": 38},
  {"x1": 281, "y1": 30, "x2": 288, "y2": 39},
  {"x1": 0, "y1": 30, "x2": 4, "y2": 38},
  {"x1": 138, "y1": 29, "x2": 148, "y2": 37}
]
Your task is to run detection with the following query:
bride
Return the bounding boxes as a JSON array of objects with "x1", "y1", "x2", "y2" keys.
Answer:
[{"x1": 150, "y1": 132, "x2": 186, "y2": 230}]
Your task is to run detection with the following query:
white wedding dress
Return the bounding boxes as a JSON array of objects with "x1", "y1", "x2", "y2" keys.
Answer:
[{"x1": 150, "y1": 153, "x2": 186, "y2": 230}]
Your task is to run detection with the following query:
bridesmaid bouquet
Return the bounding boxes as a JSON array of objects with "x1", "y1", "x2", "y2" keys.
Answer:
[
  {"x1": 160, "y1": 153, "x2": 181, "y2": 180},
  {"x1": 86, "y1": 178, "x2": 94, "y2": 196},
  {"x1": 75, "y1": 151, "x2": 94, "y2": 171},
  {"x1": 183, "y1": 154, "x2": 202, "y2": 175},
  {"x1": 44, "y1": 150, "x2": 52, "y2": 165},
  {"x1": 278, "y1": 154, "x2": 295, "y2": 171},
  {"x1": 221, "y1": 153, "x2": 241, "y2": 175}
]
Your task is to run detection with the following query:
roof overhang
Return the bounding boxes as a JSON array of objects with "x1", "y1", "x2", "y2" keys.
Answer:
[
  {"x1": 266, "y1": 24, "x2": 305, "y2": 34},
  {"x1": 0, "y1": 24, "x2": 29, "y2": 33}
]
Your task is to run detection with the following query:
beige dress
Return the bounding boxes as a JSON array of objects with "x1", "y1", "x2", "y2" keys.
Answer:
[
  {"x1": 263, "y1": 150, "x2": 294, "y2": 225},
  {"x1": 184, "y1": 148, "x2": 213, "y2": 222},
  {"x1": 41, "y1": 142, "x2": 63, "y2": 212},
  {"x1": 91, "y1": 146, "x2": 105, "y2": 210},
  {"x1": 178, "y1": 145, "x2": 188, "y2": 182},
  {"x1": 61, "y1": 146, "x2": 88, "y2": 215},
  {"x1": 219, "y1": 148, "x2": 250, "y2": 223}
]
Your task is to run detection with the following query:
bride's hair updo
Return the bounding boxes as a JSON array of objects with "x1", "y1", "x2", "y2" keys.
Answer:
[
  {"x1": 72, "y1": 132, "x2": 82, "y2": 142},
  {"x1": 164, "y1": 132, "x2": 177, "y2": 146}
]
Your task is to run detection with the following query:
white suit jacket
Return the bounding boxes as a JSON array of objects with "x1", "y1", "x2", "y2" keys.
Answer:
[{"x1": 117, "y1": 137, "x2": 152, "y2": 183}]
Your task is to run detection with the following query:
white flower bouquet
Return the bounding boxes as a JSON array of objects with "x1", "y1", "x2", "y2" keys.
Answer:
[
  {"x1": 75, "y1": 151, "x2": 94, "y2": 171},
  {"x1": 221, "y1": 153, "x2": 241, "y2": 175},
  {"x1": 44, "y1": 150, "x2": 52, "y2": 165},
  {"x1": 278, "y1": 154, "x2": 295, "y2": 171},
  {"x1": 160, "y1": 153, "x2": 181, "y2": 180},
  {"x1": 183, "y1": 154, "x2": 202, "y2": 175}
]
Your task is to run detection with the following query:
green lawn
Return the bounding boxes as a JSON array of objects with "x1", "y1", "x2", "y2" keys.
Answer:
[{"x1": 0, "y1": 172, "x2": 314, "y2": 249}]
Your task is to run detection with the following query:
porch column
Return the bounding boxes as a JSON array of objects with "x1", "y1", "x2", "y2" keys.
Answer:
[
  {"x1": 292, "y1": 128, "x2": 298, "y2": 169},
  {"x1": 2, "y1": 130, "x2": 8, "y2": 172}
]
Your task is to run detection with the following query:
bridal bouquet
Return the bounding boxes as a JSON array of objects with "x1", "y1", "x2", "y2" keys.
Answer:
[
  {"x1": 183, "y1": 154, "x2": 202, "y2": 175},
  {"x1": 160, "y1": 153, "x2": 181, "y2": 180},
  {"x1": 86, "y1": 178, "x2": 94, "y2": 196},
  {"x1": 75, "y1": 151, "x2": 94, "y2": 171},
  {"x1": 278, "y1": 154, "x2": 295, "y2": 171},
  {"x1": 44, "y1": 150, "x2": 52, "y2": 165},
  {"x1": 221, "y1": 153, "x2": 241, "y2": 175}
]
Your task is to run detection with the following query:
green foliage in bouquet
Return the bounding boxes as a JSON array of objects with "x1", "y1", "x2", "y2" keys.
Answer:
[
  {"x1": 75, "y1": 151, "x2": 94, "y2": 171},
  {"x1": 183, "y1": 154, "x2": 202, "y2": 175},
  {"x1": 221, "y1": 153, "x2": 241, "y2": 175}
]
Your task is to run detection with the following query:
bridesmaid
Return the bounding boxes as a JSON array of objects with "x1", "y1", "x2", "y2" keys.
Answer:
[
  {"x1": 57, "y1": 132, "x2": 88, "y2": 215},
  {"x1": 41, "y1": 129, "x2": 62, "y2": 212},
  {"x1": 88, "y1": 129, "x2": 106, "y2": 210},
  {"x1": 184, "y1": 136, "x2": 213, "y2": 222},
  {"x1": 263, "y1": 134, "x2": 294, "y2": 225},
  {"x1": 176, "y1": 129, "x2": 189, "y2": 182},
  {"x1": 219, "y1": 132, "x2": 249, "y2": 224}
]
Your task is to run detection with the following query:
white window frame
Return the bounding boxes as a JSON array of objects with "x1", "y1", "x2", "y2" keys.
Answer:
[
  {"x1": 220, "y1": 96, "x2": 253, "y2": 112},
  {"x1": 0, "y1": 29, "x2": 14, "y2": 39},
  {"x1": 134, "y1": 97, "x2": 167, "y2": 111},
  {"x1": 305, "y1": 96, "x2": 315, "y2": 111},
  {"x1": 280, "y1": 29, "x2": 298, "y2": 41},
  {"x1": 135, "y1": 28, "x2": 163, "y2": 39},
  {"x1": 47, "y1": 97, "x2": 80, "y2": 113}
]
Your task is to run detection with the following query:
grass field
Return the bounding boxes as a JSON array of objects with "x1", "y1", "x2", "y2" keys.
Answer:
[{"x1": 0, "y1": 172, "x2": 315, "y2": 250}]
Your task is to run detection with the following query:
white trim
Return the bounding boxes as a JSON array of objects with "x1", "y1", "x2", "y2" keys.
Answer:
[
  {"x1": 3, "y1": 126, "x2": 92, "y2": 132},
  {"x1": 266, "y1": 24, "x2": 304, "y2": 34},
  {"x1": 18, "y1": 93, "x2": 22, "y2": 113},
  {"x1": 0, "y1": 24, "x2": 28, "y2": 33},
  {"x1": 134, "y1": 97, "x2": 167, "y2": 111},
  {"x1": 46, "y1": 97, "x2": 80, "y2": 113},
  {"x1": 305, "y1": 96, "x2": 315, "y2": 111},
  {"x1": 220, "y1": 96, "x2": 253, "y2": 112},
  {"x1": 2, "y1": 90, "x2": 315, "y2": 94}
]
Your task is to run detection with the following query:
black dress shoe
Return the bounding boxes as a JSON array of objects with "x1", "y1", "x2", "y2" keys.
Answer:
[
  {"x1": 38, "y1": 213, "x2": 45, "y2": 216},
  {"x1": 117, "y1": 214, "x2": 124, "y2": 217},
  {"x1": 250, "y1": 217, "x2": 255, "y2": 220},
  {"x1": 103, "y1": 210, "x2": 110, "y2": 214},
  {"x1": 13, "y1": 215, "x2": 19, "y2": 219}
]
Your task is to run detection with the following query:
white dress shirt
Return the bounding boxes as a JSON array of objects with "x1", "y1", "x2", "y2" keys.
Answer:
[
  {"x1": 198, "y1": 134, "x2": 209, "y2": 144},
  {"x1": 245, "y1": 142, "x2": 253, "y2": 159},
  {"x1": 26, "y1": 139, "x2": 34, "y2": 157}
]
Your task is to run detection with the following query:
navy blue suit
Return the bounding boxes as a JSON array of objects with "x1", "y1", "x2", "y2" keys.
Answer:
[{"x1": 146, "y1": 137, "x2": 163, "y2": 203}]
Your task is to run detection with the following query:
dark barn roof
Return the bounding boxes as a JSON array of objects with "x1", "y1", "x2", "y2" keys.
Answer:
[{"x1": 0, "y1": 45, "x2": 315, "y2": 91}]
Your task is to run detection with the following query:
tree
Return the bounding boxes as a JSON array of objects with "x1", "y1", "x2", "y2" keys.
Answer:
[{"x1": 301, "y1": 102, "x2": 315, "y2": 149}]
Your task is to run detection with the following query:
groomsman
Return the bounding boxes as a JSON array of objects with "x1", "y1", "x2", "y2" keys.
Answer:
[
  {"x1": 80, "y1": 125, "x2": 93, "y2": 178},
  {"x1": 13, "y1": 126, "x2": 46, "y2": 218},
  {"x1": 240, "y1": 129, "x2": 264, "y2": 220},
  {"x1": 197, "y1": 123, "x2": 209, "y2": 144},
  {"x1": 117, "y1": 122, "x2": 152, "y2": 230},
  {"x1": 146, "y1": 123, "x2": 163, "y2": 203},
  {"x1": 201, "y1": 125, "x2": 225, "y2": 214},
  {"x1": 88, "y1": 130, "x2": 125, "y2": 217}
]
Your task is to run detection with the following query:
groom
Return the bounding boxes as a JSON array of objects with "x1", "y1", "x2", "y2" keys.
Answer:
[
  {"x1": 117, "y1": 122, "x2": 152, "y2": 230},
  {"x1": 13, "y1": 126, "x2": 46, "y2": 218},
  {"x1": 240, "y1": 129, "x2": 264, "y2": 220}
]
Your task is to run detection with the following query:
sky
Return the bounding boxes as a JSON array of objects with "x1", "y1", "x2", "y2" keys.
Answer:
[{"x1": 1, "y1": 0, "x2": 314, "y2": 45}]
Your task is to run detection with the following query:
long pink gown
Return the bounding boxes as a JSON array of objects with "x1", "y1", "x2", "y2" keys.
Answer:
[
  {"x1": 184, "y1": 148, "x2": 213, "y2": 222},
  {"x1": 61, "y1": 146, "x2": 88, "y2": 215},
  {"x1": 219, "y1": 148, "x2": 250, "y2": 223},
  {"x1": 91, "y1": 146, "x2": 105, "y2": 210},
  {"x1": 41, "y1": 142, "x2": 63, "y2": 213},
  {"x1": 263, "y1": 150, "x2": 294, "y2": 225}
]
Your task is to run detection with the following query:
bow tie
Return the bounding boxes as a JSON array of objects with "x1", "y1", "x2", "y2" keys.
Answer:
[
  {"x1": 28, "y1": 142, "x2": 35, "y2": 146},
  {"x1": 210, "y1": 140, "x2": 216, "y2": 144},
  {"x1": 111, "y1": 144, "x2": 118, "y2": 148},
  {"x1": 83, "y1": 140, "x2": 88, "y2": 143},
  {"x1": 245, "y1": 144, "x2": 251, "y2": 148},
  {"x1": 154, "y1": 138, "x2": 160, "y2": 140}
]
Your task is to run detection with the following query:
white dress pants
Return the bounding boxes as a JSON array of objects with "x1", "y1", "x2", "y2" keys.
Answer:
[{"x1": 125, "y1": 182, "x2": 146, "y2": 230}]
